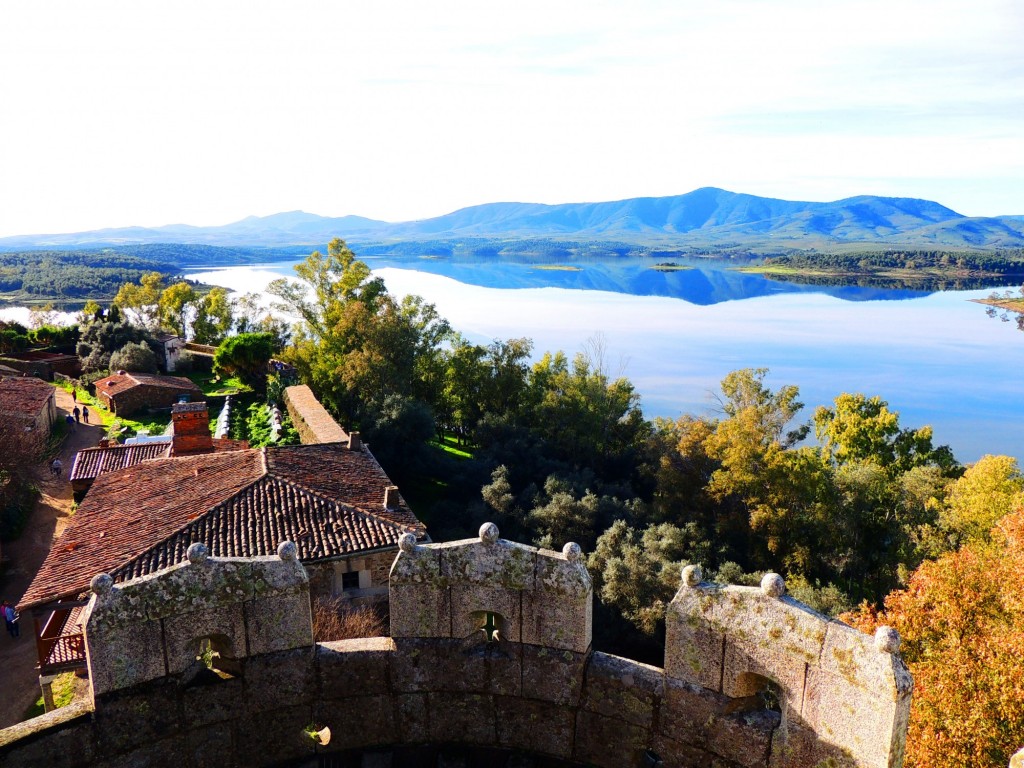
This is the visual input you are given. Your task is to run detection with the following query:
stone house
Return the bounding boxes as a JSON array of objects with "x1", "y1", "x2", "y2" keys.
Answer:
[
  {"x1": 0, "y1": 351, "x2": 80, "y2": 381},
  {"x1": 92, "y1": 371, "x2": 202, "y2": 416},
  {"x1": 0, "y1": 375, "x2": 58, "y2": 450},
  {"x1": 19, "y1": 400, "x2": 426, "y2": 678},
  {"x1": 153, "y1": 333, "x2": 185, "y2": 373}
]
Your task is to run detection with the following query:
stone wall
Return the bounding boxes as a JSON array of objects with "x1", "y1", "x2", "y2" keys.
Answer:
[
  {"x1": 283, "y1": 384, "x2": 348, "y2": 445},
  {"x1": 0, "y1": 526, "x2": 911, "y2": 768}
]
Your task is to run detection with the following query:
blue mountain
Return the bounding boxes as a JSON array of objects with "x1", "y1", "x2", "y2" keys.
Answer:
[{"x1": 2, "y1": 188, "x2": 1021, "y2": 249}]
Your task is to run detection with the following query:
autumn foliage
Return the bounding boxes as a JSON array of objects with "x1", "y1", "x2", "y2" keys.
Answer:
[{"x1": 844, "y1": 508, "x2": 1024, "y2": 768}]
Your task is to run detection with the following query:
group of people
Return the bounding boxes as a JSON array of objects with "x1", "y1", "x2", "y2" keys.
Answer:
[
  {"x1": 64, "y1": 404, "x2": 90, "y2": 432},
  {"x1": 1, "y1": 600, "x2": 18, "y2": 639}
]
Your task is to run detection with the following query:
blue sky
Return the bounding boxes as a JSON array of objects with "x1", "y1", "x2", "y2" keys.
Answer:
[{"x1": 0, "y1": 0, "x2": 1021, "y2": 236}]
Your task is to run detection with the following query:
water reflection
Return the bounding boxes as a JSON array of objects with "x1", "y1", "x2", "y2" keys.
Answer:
[{"x1": 759, "y1": 271, "x2": 1012, "y2": 293}]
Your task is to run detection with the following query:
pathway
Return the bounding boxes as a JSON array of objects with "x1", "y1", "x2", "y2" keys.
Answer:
[{"x1": 0, "y1": 386, "x2": 103, "y2": 729}]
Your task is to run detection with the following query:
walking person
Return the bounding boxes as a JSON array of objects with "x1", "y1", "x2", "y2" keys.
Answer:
[
  {"x1": 73, "y1": 405, "x2": 81, "y2": 423},
  {"x1": 82, "y1": 405, "x2": 90, "y2": 424},
  {"x1": 65, "y1": 413, "x2": 75, "y2": 432},
  {"x1": 51, "y1": 457, "x2": 62, "y2": 478},
  {"x1": 2, "y1": 600, "x2": 19, "y2": 639}
]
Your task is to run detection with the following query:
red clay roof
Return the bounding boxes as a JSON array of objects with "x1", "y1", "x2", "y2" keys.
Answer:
[
  {"x1": 19, "y1": 443, "x2": 426, "y2": 610},
  {"x1": 69, "y1": 441, "x2": 173, "y2": 482},
  {"x1": 93, "y1": 372, "x2": 201, "y2": 397},
  {"x1": 0, "y1": 376, "x2": 54, "y2": 419}
]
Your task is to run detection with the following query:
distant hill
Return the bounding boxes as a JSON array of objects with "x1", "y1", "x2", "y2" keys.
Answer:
[{"x1": 2, "y1": 188, "x2": 1023, "y2": 250}]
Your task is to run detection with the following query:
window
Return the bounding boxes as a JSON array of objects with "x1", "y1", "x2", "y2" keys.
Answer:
[{"x1": 341, "y1": 571, "x2": 360, "y2": 591}]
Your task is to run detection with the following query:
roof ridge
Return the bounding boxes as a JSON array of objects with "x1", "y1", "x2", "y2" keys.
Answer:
[{"x1": 264, "y1": 472, "x2": 418, "y2": 534}]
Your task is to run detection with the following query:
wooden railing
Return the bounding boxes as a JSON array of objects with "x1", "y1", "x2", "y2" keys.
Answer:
[{"x1": 34, "y1": 601, "x2": 89, "y2": 675}]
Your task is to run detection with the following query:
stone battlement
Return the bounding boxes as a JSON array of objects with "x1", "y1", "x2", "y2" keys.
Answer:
[{"x1": 0, "y1": 525, "x2": 911, "y2": 768}]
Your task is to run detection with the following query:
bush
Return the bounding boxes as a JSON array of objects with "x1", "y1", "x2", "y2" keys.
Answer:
[
  {"x1": 172, "y1": 351, "x2": 196, "y2": 374},
  {"x1": 311, "y1": 597, "x2": 387, "y2": 642},
  {"x1": 109, "y1": 341, "x2": 158, "y2": 373}
]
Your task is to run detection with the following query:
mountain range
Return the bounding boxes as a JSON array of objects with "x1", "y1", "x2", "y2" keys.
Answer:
[{"x1": 3, "y1": 187, "x2": 1023, "y2": 251}]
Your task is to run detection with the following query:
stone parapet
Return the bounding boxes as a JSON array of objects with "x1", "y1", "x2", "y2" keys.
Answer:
[
  {"x1": 666, "y1": 568, "x2": 912, "y2": 767},
  {"x1": 83, "y1": 540, "x2": 312, "y2": 697},
  {"x1": 282, "y1": 384, "x2": 348, "y2": 445},
  {"x1": 390, "y1": 523, "x2": 592, "y2": 654},
  {"x1": 0, "y1": 529, "x2": 910, "y2": 768}
]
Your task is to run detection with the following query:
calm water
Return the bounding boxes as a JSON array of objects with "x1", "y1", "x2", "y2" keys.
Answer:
[{"x1": 178, "y1": 257, "x2": 1023, "y2": 464}]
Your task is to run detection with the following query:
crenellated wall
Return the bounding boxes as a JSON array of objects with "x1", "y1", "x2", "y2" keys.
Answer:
[{"x1": 0, "y1": 525, "x2": 912, "y2": 768}]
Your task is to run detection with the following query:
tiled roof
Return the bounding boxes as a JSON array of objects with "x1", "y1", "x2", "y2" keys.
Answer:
[
  {"x1": 0, "y1": 376, "x2": 54, "y2": 418},
  {"x1": 69, "y1": 441, "x2": 173, "y2": 483},
  {"x1": 93, "y1": 372, "x2": 201, "y2": 396},
  {"x1": 19, "y1": 443, "x2": 426, "y2": 610}
]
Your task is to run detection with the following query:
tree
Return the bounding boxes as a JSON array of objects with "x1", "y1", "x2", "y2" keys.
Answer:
[
  {"x1": 213, "y1": 333, "x2": 275, "y2": 387},
  {"x1": 108, "y1": 341, "x2": 158, "y2": 374},
  {"x1": 814, "y1": 393, "x2": 958, "y2": 476},
  {"x1": 528, "y1": 348, "x2": 649, "y2": 481},
  {"x1": 192, "y1": 287, "x2": 234, "y2": 344},
  {"x1": 157, "y1": 281, "x2": 198, "y2": 337},
  {"x1": 589, "y1": 520, "x2": 702, "y2": 635},
  {"x1": 939, "y1": 454, "x2": 1024, "y2": 548},
  {"x1": 77, "y1": 300, "x2": 103, "y2": 325},
  {"x1": 845, "y1": 509, "x2": 1024, "y2": 768},
  {"x1": 76, "y1": 315, "x2": 158, "y2": 372},
  {"x1": 270, "y1": 239, "x2": 449, "y2": 427},
  {"x1": 113, "y1": 271, "x2": 165, "y2": 329}
]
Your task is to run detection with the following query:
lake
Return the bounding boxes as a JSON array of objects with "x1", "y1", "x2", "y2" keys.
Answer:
[{"x1": 179, "y1": 256, "x2": 1024, "y2": 464}]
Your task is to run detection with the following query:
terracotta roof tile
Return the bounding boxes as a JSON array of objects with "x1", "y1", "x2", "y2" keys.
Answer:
[
  {"x1": 20, "y1": 450, "x2": 264, "y2": 609},
  {"x1": 0, "y1": 376, "x2": 54, "y2": 418},
  {"x1": 93, "y1": 372, "x2": 201, "y2": 395},
  {"x1": 19, "y1": 443, "x2": 426, "y2": 610},
  {"x1": 69, "y1": 441, "x2": 172, "y2": 482}
]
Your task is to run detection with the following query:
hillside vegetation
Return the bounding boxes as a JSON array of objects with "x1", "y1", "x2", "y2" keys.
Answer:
[{"x1": 3, "y1": 188, "x2": 1023, "y2": 250}]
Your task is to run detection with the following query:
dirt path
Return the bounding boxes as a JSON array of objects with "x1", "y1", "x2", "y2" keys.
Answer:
[{"x1": 0, "y1": 386, "x2": 104, "y2": 729}]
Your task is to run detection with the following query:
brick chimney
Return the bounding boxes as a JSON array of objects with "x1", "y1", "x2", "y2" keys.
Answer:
[
  {"x1": 170, "y1": 401, "x2": 214, "y2": 456},
  {"x1": 348, "y1": 431, "x2": 361, "y2": 451},
  {"x1": 384, "y1": 485, "x2": 400, "y2": 509}
]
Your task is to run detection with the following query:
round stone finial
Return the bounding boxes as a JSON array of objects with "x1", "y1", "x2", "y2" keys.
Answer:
[
  {"x1": 90, "y1": 573, "x2": 114, "y2": 596},
  {"x1": 187, "y1": 542, "x2": 209, "y2": 565},
  {"x1": 398, "y1": 533, "x2": 418, "y2": 553},
  {"x1": 682, "y1": 564, "x2": 703, "y2": 587},
  {"x1": 277, "y1": 541, "x2": 298, "y2": 562},
  {"x1": 761, "y1": 572, "x2": 786, "y2": 598},
  {"x1": 875, "y1": 625, "x2": 901, "y2": 654},
  {"x1": 479, "y1": 522, "x2": 500, "y2": 544},
  {"x1": 563, "y1": 541, "x2": 582, "y2": 563}
]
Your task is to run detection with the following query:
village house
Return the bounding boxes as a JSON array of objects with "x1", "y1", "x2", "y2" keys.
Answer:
[
  {"x1": 0, "y1": 375, "x2": 58, "y2": 450},
  {"x1": 153, "y1": 332, "x2": 186, "y2": 372},
  {"x1": 0, "y1": 350, "x2": 80, "y2": 381},
  {"x1": 19, "y1": 389, "x2": 426, "y2": 690},
  {"x1": 92, "y1": 370, "x2": 202, "y2": 416},
  {"x1": 68, "y1": 401, "x2": 246, "y2": 496}
]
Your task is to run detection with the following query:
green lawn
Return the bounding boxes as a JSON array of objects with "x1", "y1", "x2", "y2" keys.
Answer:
[
  {"x1": 23, "y1": 672, "x2": 79, "y2": 719},
  {"x1": 430, "y1": 435, "x2": 475, "y2": 459},
  {"x1": 185, "y1": 371, "x2": 252, "y2": 397},
  {"x1": 52, "y1": 383, "x2": 172, "y2": 438}
]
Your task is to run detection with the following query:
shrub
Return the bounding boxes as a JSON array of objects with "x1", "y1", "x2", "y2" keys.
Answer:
[
  {"x1": 109, "y1": 341, "x2": 158, "y2": 373},
  {"x1": 311, "y1": 597, "x2": 387, "y2": 642}
]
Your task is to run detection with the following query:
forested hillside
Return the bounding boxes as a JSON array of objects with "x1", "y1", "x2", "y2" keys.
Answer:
[{"x1": 0, "y1": 250, "x2": 176, "y2": 302}]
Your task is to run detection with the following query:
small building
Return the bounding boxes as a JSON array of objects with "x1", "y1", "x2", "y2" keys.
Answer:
[
  {"x1": 0, "y1": 351, "x2": 80, "y2": 381},
  {"x1": 154, "y1": 333, "x2": 186, "y2": 373},
  {"x1": 0, "y1": 375, "x2": 58, "y2": 449},
  {"x1": 92, "y1": 371, "x2": 202, "y2": 416}
]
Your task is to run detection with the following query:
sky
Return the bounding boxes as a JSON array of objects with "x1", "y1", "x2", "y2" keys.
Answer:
[{"x1": 0, "y1": 0, "x2": 1021, "y2": 237}]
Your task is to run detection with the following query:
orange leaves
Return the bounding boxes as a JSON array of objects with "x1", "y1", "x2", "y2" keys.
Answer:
[{"x1": 844, "y1": 508, "x2": 1024, "y2": 768}]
